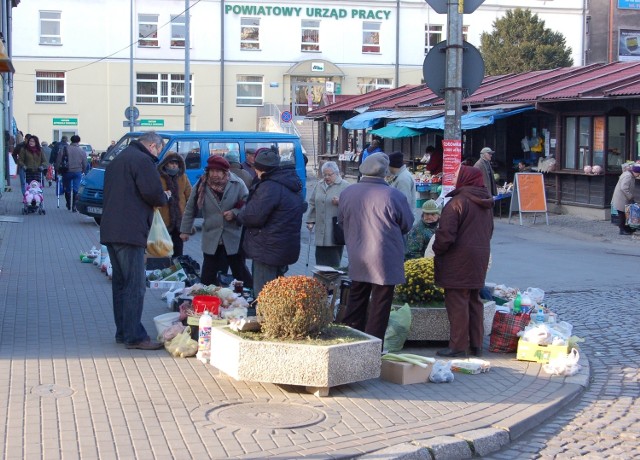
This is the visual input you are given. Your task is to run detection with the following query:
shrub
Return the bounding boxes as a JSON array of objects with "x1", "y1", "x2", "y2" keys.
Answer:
[
  {"x1": 395, "y1": 258, "x2": 444, "y2": 305},
  {"x1": 257, "y1": 275, "x2": 331, "y2": 340}
]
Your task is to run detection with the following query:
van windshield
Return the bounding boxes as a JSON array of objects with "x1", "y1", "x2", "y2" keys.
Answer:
[{"x1": 100, "y1": 135, "x2": 171, "y2": 165}]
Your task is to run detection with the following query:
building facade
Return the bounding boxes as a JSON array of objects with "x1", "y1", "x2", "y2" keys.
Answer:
[
  {"x1": 11, "y1": 0, "x2": 585, "y2": 151},
  {"x1": 586, "y1": 0, "x2": 640, "y2": 65}
]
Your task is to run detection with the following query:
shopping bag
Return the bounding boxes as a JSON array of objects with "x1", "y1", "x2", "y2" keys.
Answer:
[
  {"x1": 489, "y1": 311, "x2": 530, "y2": 353},
  {"x1": 424, "y1": 234, "x2": 436, "y2": 258},
  {"x1": 147, "y1": 209, "x2": 174, "y2": 257},
  {"x1": 383, "y1": 303, "x2": 412, "y2": 353},
  {"x1": 625, "y1": 203, "x2": 640, "y2": 229}
]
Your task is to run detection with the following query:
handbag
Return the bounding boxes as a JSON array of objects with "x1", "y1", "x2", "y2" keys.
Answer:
[
  {"x1": 332, "y1": 216, "x2": 345, "y2": 246},
  {"x1": 58, "y1": 148, "x2": 69, "y2": 174},
  {"x1": 488, "y1": 311, "x2": 530, "y2": 353}
]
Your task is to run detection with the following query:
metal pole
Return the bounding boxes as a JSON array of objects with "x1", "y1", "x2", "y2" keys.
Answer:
[
  {"x1": 394, "y1": 0, "x2": 400, "y2": 88},
  {"x1": 129, "y1": 0, "x2": 134, "y2": 132},
  {"x1": 184, "y1": 0, "x2": 191, "y2": 131},
  {"x1": 443, "y1": 1, "x2": 462, "y2": 146},
  {"x1": 220, "y1": 0, "x2": 225, "y2": 131}
]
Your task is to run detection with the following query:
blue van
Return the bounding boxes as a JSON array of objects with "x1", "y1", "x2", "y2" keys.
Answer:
[{"x1": 77, "y1": 131, "x2": 307, "y2": 223}]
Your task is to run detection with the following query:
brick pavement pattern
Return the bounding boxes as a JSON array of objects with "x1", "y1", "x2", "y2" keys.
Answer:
[{"x1": 1, "y1": 182, "x2": 627, "y2": 459}]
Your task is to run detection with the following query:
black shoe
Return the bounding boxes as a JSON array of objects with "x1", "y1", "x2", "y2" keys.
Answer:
[
  {"x1": 470, "y1": 346, "x2": 483, "y2": 357},
  {"x1": 620, "y1": 229, "x2": 633, "y2": 235},
  {"x1": 436, "y1": 348, "x2": 468, "y2": 358},
  {"x1": 125, "y1": 338, "x2": 163, "y2": 350}
]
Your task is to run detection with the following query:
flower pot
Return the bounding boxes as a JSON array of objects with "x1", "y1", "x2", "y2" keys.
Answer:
[{"x1": 407, "y1": 301, "x2": 496, "y2": 341}]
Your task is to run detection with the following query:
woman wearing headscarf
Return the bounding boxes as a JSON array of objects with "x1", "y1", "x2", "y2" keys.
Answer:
[
  {"x1": 180, "y1": 155, "x2": 252, "y2": 287},
  {"x1": 157, "y1": 153, "x2": 192, "y2": 257},
  {"x1": 305, "y1": 161, "x2": 350, "y2": 267},
  {"x1": 611, "y1": 162, "x2": 640, "y2": 235},
  {"x1": 433, "y1": 165, "x2": 494, "y2": 358}
]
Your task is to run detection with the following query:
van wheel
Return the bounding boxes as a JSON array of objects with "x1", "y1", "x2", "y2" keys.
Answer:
[{"x1": 94, "y1": 217, "x2": 101, "y2": 225}]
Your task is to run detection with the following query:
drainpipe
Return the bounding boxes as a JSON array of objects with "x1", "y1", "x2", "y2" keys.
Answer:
[
  {"x1": 608, "y1": 0, "x2": 614, "y2": 63},
  {"x1": 394, "y1": 0, "x2": 400, "y2": 88},
  {"x1": 184, "y1": 0, "x2": 191, "y2": 131},
  {"x1": 220, "y1": 0, "x2": 225, "y2": 131}
]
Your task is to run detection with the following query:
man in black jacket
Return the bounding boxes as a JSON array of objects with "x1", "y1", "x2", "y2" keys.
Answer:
[
  {"x1": 236, "y1": 148, "x2": 305, "y2": 296},
  {"x1": 100, "y1": 131, "x2": 170, "y2": 350}
]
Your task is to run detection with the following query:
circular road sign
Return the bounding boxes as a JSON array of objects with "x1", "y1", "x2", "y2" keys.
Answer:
[
  {"x1": 124, "y1": 106, "x2": 140, "y2": 120},
  {"x1": 423, "y1": 40, "x2": 485, "y2": 99},
  {"x1": 281, "y1": 110, "x2": 293, "y2": 123}
]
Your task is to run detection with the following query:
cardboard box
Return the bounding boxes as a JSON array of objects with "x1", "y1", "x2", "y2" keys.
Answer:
[
  {"x1": 380, "y1": 360, "x2": 431, "y2": 385},
  {"x1": 148, "y1": 281, "x2": 185, "y2": 290},
  {"x1": 516, "y1": 339, "x2": 568, "y2": 364}
]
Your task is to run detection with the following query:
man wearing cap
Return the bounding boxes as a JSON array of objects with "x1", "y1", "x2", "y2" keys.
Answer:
[
  {"x1": 612, "y1": 162, "x2": 640, "y2": 235},
  {"x1": 406, "y1": 199, "x2": 441, "y2": 260},
  {"x1": 226, "y1": 150, "x2": 253, "y2": 189},
  {"x1": 474, "y1": 147, "x2": 498, "y2": 196},
  {"x1": 236, "y1": 147, "x2": 305, "y2": 296},
  {"x1": 242, "y1": 149, "x2": 258, "y2": 180},
  {"x1": 338, "y1": 153, "x2": 414, "y2": 345},
  {"x1": 387, "y1": 151, "x2": 416, "y2": 209}
]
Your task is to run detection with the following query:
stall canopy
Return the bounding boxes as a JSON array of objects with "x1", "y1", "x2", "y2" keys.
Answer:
[
  {"x1": 342, "y1": 110, "x2": 393, "y2": 129},
  {"x1": 369, "y1": 125, "x2": 422, "y2": 139},
  {"x1": 392, "y1": 105, "x2": 534, "y2": 130}
]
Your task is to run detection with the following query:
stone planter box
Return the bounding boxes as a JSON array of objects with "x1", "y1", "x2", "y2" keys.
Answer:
[
  {"x1": 210, "y1": 326, "x2": 382, "y2": 397},
  {"x1": 407, "y1": 301, "x2": 496, "y2": 341}
]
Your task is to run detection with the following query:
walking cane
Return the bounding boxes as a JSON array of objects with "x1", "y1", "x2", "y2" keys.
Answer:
[
  {"x1": 305, "y1": 227, "x2": 314, "y2": 274},
  {"x1": 56, "y1": 175, "x2": 61, "y2": 208}
]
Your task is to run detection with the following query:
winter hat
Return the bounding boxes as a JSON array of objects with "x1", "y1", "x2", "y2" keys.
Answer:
[
  {"x1": 480, "y1": 147, "x2": 494, "y2": 155},
  {"x1": 207, "y1": 155, "x2": 230, "y2": 171},
  {"x1": 254, "y1": 148, "x2": 280, "y2": 171},
  {"x1": 632, "y1": 165, "x2": 640, "y2": 174},
  {"x1": 421, "y1": 199, "x2": 441, "y2": 214},
  {"x1": 226, "y1": 151, "x2": 240, "y2": 164},
  {"x1": 359, "y1": 153, "x2": 389, "y2": 178},
  {"x1": 388, "y1": 151, "x2": 405, "y2": 168}
]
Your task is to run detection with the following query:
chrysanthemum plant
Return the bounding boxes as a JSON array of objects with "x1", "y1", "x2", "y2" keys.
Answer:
[{"x1": 395, "y1": 258, "x2": 444, "y2": 306}]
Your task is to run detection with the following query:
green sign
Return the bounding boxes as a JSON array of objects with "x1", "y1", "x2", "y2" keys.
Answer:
[
  {"x1": 224, "y1": 5, "x2": 391, "y2": 20},
  {"x1": 335, "y1": 83, "x2": 342, "y2": 95},
  {"x1": 140, "y1": 119, "x2": 164, "y2": 127},
  {"x1": 52, "y1": 117, "x2": 78, "y2": 126}
]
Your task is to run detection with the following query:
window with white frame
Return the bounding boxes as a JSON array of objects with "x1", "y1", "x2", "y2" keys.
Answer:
[
  {"x1": 138, "y1": 14, "x2": 159, "y2": 47},
  {"x1": 362, "y1": 22, "x2": 381, "y2": 53},
  {"x1": 136, "y1": 73, "x2": 193, "y2": 104},
  {"x1": 357, "y1": 77, "x2": 393, "y2": 94},
  {"x1": 36, "y1": 71, "x2": 65, "y2": 102},
  {"x1": 171, "y1": 14, "x2": 186, "y2": 47},
  {"x1": 424, "y1": 24, "x2": 442, "y2": 53},
  {"x1": 236, "y1": 75, "x2": 263, "y2": 106},
  {"x1": 241, "y1": 18, "x2": 260, "y2": 50},
  {"x1": 301, "y1": 20, "x2": 320, "y2": 52},
  {"x1": 462, "y1": 25, "x2": 469, "y2": 42},
  {"x1": 40, "y1": 11, "x2": 61, "y2": 45}
]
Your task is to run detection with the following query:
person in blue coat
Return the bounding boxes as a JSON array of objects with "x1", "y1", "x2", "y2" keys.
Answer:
[
  {"x1": 236, "y1": 148, "x2": 305, "y2": 296},
  {"x1": 100, "y1": 131, "x2": 170, "y2": 350}
]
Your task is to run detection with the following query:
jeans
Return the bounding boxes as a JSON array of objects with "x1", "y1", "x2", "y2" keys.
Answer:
[
  {"x1": 62, "y1": 171, "x2": 82, "y2": 194},
  {"x1": 107, "y1": 244, "x2": 149, "y2": 345},
  {"x1": 252, "y1": 261, "x2": 288, "y2": 297},
  {"x1": 18, "y1": 166, "x2": 26, "y2": 193}
]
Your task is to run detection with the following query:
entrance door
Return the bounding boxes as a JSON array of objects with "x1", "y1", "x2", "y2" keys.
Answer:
[{"x1": 292, "y1": 80, "x2": 327, "y2": 120}]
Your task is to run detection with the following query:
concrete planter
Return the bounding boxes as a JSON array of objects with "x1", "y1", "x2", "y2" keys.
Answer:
[
  {"x1": 407, "y1": 301, "x2": 496, "y2": 341},
  {"x1": 210, "y1": 326, "x2": 382, "y2": 397}
]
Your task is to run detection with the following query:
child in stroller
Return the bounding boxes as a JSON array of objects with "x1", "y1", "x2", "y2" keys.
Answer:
[{"x1": 23, "y1": 170, "x2": 46, "y2": 215}]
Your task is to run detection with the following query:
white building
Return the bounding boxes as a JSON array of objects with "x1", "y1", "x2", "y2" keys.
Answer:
[{"x1": 11, "y1": 0, "x2": 585, "y2": 150}]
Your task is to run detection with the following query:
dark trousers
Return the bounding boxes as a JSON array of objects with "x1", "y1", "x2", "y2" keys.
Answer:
[
  {"x1": 444, "y1": 288, "x2": 484, "y2": 352},
  {"x1": 341, "y1": 281, "x2": 395, "y2": 344},
  {"x1": 107, "y1": 244, "x2": 149, "y2": 345},
  {"x1": 201, "y1": 245, "x2": 253, "y2": 288},
  {"x1": 617, "y1": 208, "x2": 634, "y2": 233},
  {"x1": 169, "y1": 227, "x2": 183, "y2": 258},
  {"x1": 252, "y1": 261, "x2": 287, "y2": 297}
]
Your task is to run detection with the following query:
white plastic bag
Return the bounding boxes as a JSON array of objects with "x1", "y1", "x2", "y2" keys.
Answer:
[
  {"x1": 543, "y1": 348, "x2": 580, "y2": 376},
  {"x1": 147, "y1": 208, "x2": 174, "y2": 257},
  {"x1": 525, "y1": 287, "x2": 545, "y2": 304},
  {"x1": 429, "y1": 360, "x2": 454, "y2": 383},
  {"x1": 424, "y1": 234, "x2": 436, "y2": 259}
]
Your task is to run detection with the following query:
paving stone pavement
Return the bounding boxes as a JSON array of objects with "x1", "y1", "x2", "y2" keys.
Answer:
[{"x1": 1, "y1": 182, "x2": 635, "y2": 459}]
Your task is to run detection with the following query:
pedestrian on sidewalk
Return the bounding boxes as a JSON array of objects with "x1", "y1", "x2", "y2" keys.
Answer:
[
  {"x1": 611, "y1": 162, "x2": 640, "y2": 235},
  {"x1": 337, "y1": 153, "x2": 414, "y2": 344},
  {"x1": 157, "y1": 153, "x2": 192, "y2": 257},
  {"x1": 474, "y1": 147, "x2": 498, "y2": 197},
  {"x1": 100, "y1": 131, "x2": 170, "y2": 350},
  {"x1": 56, "y1": 135, "x2": 87, "y2": 212},
  {"x1": 433, "y1": 165, "x2": 494, "y2": 358}
]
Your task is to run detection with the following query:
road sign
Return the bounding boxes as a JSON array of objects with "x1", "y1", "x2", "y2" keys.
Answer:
[
  {"x1": 52, "y1": 117, "x2": 78, "y2": 126},
  {"x1": 140, "y1": 119, "x2": 164, "y2": 127},
  {"x1": 122, "y1": 120, "x2": 141, "y2": 127},
  {"x1": 425, "y1": 0, "x2": 484, "y2": 14},
  {"x1": 423, "y1": 40, "x2": 484, "y2": 98},
  {"x1": 124, "y1": 106, "x2": 140, "y2": 120},
  {"x1": 281, "y1": 111, "x2": 293, "y2": 123}
]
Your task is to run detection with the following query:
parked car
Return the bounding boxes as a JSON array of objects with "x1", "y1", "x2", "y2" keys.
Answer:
[{"x1": 79, "y1": 143, "x2": 95, "y2": 156}]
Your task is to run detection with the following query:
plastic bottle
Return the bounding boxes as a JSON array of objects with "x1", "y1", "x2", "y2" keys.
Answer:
[
  {"x1": 520, "y1": 292, "x2": 532, "y2": 314},
  {"x1": 535, "y1": 306, "x2": 545, "y2": 323},
  {"x1": 196, "y1": 311, "x2": 212, "y2": 364},
  {"x1": 513, "y1": 292, "x2": 522, "y2": 314}
]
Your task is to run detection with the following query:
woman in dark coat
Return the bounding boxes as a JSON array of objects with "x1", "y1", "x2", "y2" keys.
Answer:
[{"x1": 433, "y1": 165, "x2": 494, "y2": 358}]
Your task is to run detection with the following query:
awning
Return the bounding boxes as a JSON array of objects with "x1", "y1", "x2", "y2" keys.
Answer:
[
  {"x1": 393, "y1": 105, "x2": 534, "y2": 130},
  {"x1": 369, "y1": 125, "x2": 422, "y2": 139},
  {"x1": 342, "y1": 110, "x2": 393, "y2": 130}
]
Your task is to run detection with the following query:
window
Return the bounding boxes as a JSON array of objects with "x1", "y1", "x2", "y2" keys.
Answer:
[
  {"x1": 241, "y1": 18, "x2": 260, "y2": 50},
  {"x1": 357, "y1": 77, "x2": 393, "y2": 94},
  {"x1": 362, "y1": 22, "x2": 381, "y2": 53},
  {"x1": 139, "y1": 14, "x2": 159, "y2": 47},
  {"x1": 36, "y1": 71, "x2": 65, "y2": 103},
  {"x1": 424, "y1": 24, "x2": 442, "y2": 53},
  {"x1": 164, "y1": 140, "x2": 201, "y2": 170},
  {"x1": 136, "y1": 73, "x2": 193, "y2": 105},
  {"x1": 563, "y1": 116, "x2": 611, "y2": 170},
  {"x1": 301, "y1": 20, "x2": 320, "y2": 52},
  {"x1": 236, "y1": 75, "x2": 263, "y2": 106},
  {"x1": 171, "y1": 14, "x2": 186, "y2": 47},
  {"x1": 246, "y1": 142, "x2": 296, "y2": 166},
  {"x1": 462, "y1": 25, "x2": 469, "y2": 42},
  {"x1": 40, "y1": 11, "x2": 61, "y2": 45}
]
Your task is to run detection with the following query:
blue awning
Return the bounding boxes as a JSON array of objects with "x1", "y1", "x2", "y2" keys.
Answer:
[
  {"x1": 392, "y1": 105, "x2": 534, "y2": 130},
  {"x1": 342, "y1": 110, "x2": 393, "y2": 130}
]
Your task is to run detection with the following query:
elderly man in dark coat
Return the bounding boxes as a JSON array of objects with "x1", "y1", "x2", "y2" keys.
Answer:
[
  {"x1": 338, "y1": 153, "x2": 414, "y2": 344},
  {"x1": 433, "y1": 165, "x2": 494, "y2": 358}
]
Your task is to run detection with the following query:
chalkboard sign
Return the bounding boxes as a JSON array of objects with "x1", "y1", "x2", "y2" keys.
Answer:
[{"x1": 509, "y1": 173, "x2": 549, "y2": 225}]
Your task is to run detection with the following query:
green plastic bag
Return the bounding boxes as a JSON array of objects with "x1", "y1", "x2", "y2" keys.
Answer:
[{"x1": 383, "y1": 303, "x2": 412, "y2": 352}]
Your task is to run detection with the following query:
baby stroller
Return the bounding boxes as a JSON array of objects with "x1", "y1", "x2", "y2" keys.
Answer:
[{"x1": 22, "y1": 168, "x2": 46, "y2": 215}]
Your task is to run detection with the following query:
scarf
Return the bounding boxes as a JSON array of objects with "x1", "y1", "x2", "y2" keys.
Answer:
[
  {"x1": 27, "y1": 144, "x2": 40, "y2": 154},
  {"x1": 197, "y1": 170, "x2": 229, "y2": 210},
  {"x1": 162, "y1": 173, "x2": 181, "y2": 232},
  {"x1": 456, "y1": 165, "x2": 485, "y2": 188}
]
